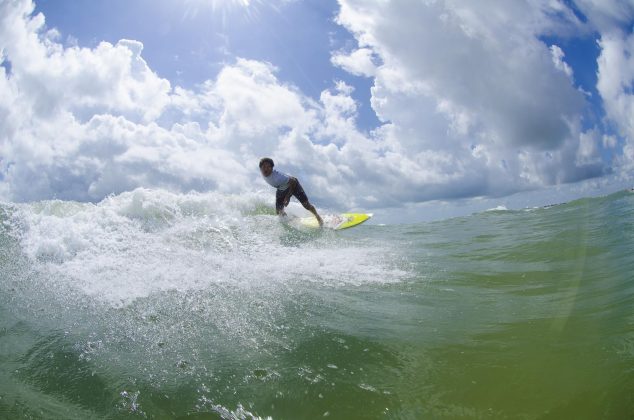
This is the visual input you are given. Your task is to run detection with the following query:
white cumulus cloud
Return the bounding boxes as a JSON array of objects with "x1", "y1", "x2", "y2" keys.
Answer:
[
  {"x1": 331, "y1": 47, "x2": 377, "y2": 77},
  {"x1": 332, "y1": 0, "x2": 612, "y2": 197}
]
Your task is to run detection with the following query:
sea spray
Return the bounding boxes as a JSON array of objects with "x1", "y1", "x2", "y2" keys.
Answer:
[{"x1": 5, "y1": 188, "x2": 405, "y2": 305}]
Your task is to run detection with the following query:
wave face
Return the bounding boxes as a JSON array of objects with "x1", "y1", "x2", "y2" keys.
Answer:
[{"x1": 0, "y1": 188, "x2": 632, "y2": 418}]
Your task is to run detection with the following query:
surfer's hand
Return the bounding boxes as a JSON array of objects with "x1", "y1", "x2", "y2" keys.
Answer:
[{"x1": 283, "y1": 197, "x2": 290, "y2": 207}]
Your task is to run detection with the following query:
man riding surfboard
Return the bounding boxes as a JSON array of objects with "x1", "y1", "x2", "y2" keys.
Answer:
[{"x1": 259, "y1": 157, "x2": 323, "y2": 227}]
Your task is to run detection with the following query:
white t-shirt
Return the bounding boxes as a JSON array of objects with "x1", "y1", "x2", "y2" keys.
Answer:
[{"x1": 263, "y1": 169, "x2": 291, "y2": 190}]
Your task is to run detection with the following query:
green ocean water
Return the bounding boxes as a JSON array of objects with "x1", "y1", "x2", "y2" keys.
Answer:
[{"x1": 0, "y1": 189, "x2": 632, "y2": 419}]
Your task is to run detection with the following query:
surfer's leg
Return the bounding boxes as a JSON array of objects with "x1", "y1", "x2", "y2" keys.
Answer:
[
  {"x1": 275, "y1": 189, "x2": 286, "y2": 216},
  {"x1": 302, "y1": 202, "x2": 323, "y2": 227},
  {"x1": 293, "y1": 182, "x2": 323, "y2": 226},
  {"x1": 293, "y1": 183, "x2": 324, "y2": 226}
]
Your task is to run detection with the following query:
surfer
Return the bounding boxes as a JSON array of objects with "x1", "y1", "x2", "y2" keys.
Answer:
[{"x1": 259, "y1": 157, "x2": 324, "y2": 227}]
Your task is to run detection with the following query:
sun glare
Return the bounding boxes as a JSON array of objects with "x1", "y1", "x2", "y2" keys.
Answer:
[
  {"x1": 182, "y1": 0, "x2": 269, "y2": 23},
  {"x1": 207, "y1": 0, "x2": 251, "y2": 10},
  {"x1": 183, "y1": 0, "x2": 254, "y2": 14}
]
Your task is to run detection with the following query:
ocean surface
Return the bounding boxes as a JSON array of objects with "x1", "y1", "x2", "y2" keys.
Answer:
[{"x1": 0, "y1": 188, "x2": 632, "y2": 419}]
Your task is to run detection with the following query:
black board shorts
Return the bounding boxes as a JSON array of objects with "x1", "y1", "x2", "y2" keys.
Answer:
[{"x1": 276, "y1": 182, "x2": 309, "y2": 211}]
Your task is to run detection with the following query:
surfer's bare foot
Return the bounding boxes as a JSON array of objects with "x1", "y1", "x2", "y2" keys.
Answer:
[{"x1": 317, "y1": 215, "x2": 324, "y2": 227}]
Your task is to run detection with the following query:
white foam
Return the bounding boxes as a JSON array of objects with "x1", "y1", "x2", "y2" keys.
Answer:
[
  {"x1": 10, "y1": 188, "x2": 407, "y2": 306},
  {"x1": 485, "y1": 205, "x2": 508, "y2": 212}
]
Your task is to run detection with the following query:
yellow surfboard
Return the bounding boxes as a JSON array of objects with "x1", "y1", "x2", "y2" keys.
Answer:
[{"x1": 297, "y1": 213, "x2": 373, "y2": 230}]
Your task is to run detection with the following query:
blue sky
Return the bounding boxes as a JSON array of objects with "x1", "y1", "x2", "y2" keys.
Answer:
[{"x1": 1, "y1": 0, "x2": 634, "y2": 221}]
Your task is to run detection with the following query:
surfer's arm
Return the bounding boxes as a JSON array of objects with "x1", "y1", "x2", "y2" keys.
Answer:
[{"x1": 283, "y1": 177, "x2": 298, "y2": 206}]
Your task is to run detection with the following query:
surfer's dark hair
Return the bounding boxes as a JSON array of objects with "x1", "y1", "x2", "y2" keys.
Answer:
[{"x1": 259, "y1": 157, "x2": 274, "y2": 168}]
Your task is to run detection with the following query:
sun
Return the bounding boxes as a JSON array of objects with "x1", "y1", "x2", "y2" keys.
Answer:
[
  {"x1": 182, "y1": 0, "x2": 257, "y2": 15},
  {"x1": 182, "y1": 0, "x2": 267, "y2": 23},
  {"x1": 197, "y1": 0, "x2": 251, "y2": 10}
]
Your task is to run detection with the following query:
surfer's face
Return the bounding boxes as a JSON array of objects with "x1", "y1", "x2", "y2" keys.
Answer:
[{"x1": 260, "y1": 162, "x2": 273, "y2": 177}]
